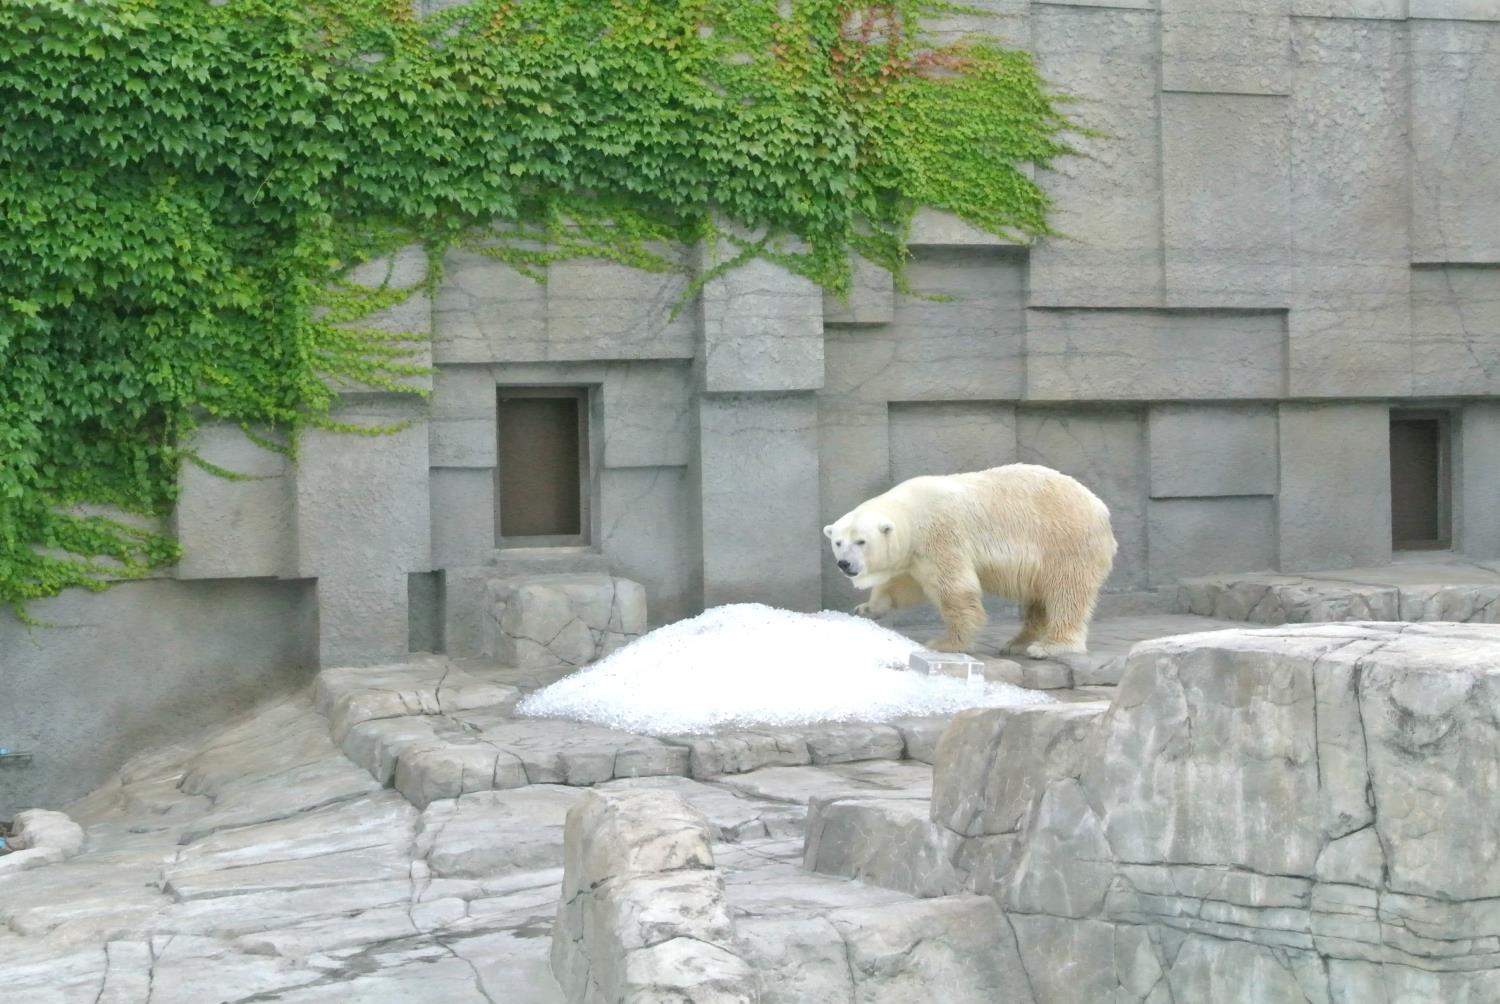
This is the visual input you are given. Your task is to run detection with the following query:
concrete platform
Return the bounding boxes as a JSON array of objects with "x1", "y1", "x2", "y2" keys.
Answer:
[{"x1": 1177, "y1": 556, "x2": 1500, "y2": 625}]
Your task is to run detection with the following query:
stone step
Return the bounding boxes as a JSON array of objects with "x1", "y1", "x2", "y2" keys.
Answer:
[
  {"x1": 895, "y1": 612, "x2": 1246, "y2": 687},
  {"x1": 1176, "y1": 563, "x2": 1500, "y2": 625},
  {"x1": 738, "y1": 893, "x2": 1033, "y2": 1004},
  {"x1": 802, "y1": 701, "x2": 1109, "y2": 900},
  {"x1": 551, "y1": 787, "x2": 1032, "y2": 1004}
]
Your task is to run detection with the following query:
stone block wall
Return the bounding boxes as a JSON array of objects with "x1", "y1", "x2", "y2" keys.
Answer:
[{"x1": 7, "y1": 1, "x2": 1500, "y2": 810}]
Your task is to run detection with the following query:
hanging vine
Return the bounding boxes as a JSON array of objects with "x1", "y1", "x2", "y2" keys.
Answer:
[{"x1": 0, "y1": 0, "x2": 1079, "y2": 614}]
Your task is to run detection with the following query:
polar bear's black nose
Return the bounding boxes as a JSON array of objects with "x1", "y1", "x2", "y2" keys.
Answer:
[{"x1": 837, "y1": 560, "x2": 853, "y2": 573}]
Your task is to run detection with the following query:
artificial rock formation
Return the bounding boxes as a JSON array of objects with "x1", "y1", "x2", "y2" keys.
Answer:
[
  {"x1": 1003, "y1": 623, "x2": 1500, "y2": 1002},
  {"x1": 488, "y1": 574, "x2": 647, "y2": 668},
  {"x1": 793, "y1": 622, "x2": 1500, "y2": 1001}
]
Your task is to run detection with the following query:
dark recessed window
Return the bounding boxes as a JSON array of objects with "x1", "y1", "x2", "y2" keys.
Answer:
[
  {"x1": 496, "y1": 388, "x2": 590, "y2": 544},
  {"x1": 1390, "y1": 412, "x2": 1451, "y2": 551}
]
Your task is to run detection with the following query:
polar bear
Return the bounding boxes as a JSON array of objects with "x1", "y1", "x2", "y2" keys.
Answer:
[{"x1": 823, "y1": 464, "x2": 1117, "y2": 657}]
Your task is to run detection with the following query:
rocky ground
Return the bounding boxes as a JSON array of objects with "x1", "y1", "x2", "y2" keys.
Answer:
[
  {"x1": 0, "y1": 609, "x2": 1115, "y2": 1003},
  {"x1": 8, "y1": 582, "x2": 1500, "y2": 1003}
]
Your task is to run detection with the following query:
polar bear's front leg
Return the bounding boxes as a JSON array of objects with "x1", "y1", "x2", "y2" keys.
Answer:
[
  {"x1": 926, "y1": 577, "x2": 987, "y2": 653},
  {"x1": 854, "y1": 574, "x2": 925, "y2": 619}
]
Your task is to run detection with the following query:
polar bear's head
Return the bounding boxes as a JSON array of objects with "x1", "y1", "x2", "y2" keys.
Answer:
[{"x1": 823, "y1": 509, "x2": 900, "y2": 588}]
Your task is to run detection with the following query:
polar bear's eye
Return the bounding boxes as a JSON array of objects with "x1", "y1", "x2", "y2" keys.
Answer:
[{"x1": 856, "y1": 539, "x2": 866, "y2": 546}]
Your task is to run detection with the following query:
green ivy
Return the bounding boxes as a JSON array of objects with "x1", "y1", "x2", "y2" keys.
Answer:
[{"x1": 0, "y1": 0, "x2": 1078, "y2": 615}]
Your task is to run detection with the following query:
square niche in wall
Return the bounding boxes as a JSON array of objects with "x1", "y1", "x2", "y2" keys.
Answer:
[{"x1": 496, "y1": 387, "x2": 591, "y2": 546}]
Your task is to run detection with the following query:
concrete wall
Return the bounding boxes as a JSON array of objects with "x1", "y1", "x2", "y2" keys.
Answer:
[
  {"x1": 7, "y1": 1, "x2": 1500, "y2": 809},
  {"x1": 0, "y1": 578, "x2": 316, "y2": 816}
]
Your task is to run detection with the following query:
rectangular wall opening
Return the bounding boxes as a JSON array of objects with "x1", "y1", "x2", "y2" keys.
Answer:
[
  {"x1": 1390, "y1": 411, "x2": 1451, "y2": 551},
  {"x1": 496, "y1": 388, "x2": 589, "y2": 545}
]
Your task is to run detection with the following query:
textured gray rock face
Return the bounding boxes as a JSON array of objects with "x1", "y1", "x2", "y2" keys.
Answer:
[
  {"x1": 931, "y1": 704, "x2": 1107, "y2": 839},
  {"x1": 551, "y1": 789, "x2": 757, "y2": 1004},
  {"x1": 1178, "y1": 565, "x2": 1500, "y2": 627},
  {"x1": 1000, "y1": 623, "x2": 1500, "y2": 1002},
  {"x1": 489, "y1": 575, "x2": 647, "y2": 668},
  {"x1": 0, "y1": 809, "x2": 85, "y2": 875}
]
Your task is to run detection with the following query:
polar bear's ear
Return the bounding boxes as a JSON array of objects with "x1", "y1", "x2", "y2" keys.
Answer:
[
  {"x1": 878, "y1": 519, "x2": 895, "y2": 535},
  {"x1": 823, "y1": 524, "x2": 834, "y2": 539}
]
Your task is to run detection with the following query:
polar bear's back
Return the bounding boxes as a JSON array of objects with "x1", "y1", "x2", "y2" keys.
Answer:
[{"x1": 885, "y1": 463, "x2": 1117, "y2": 569}]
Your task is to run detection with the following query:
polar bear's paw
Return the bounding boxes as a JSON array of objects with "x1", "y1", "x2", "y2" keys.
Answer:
[
  {"x1": 1000, "y1": 635, "x2": 1033, "y2": 655},
  {"x1": 1025, "y1": 640, "x2": 1086, "y2": 658},
  {"x1": 925, "y1": 635, "x2": 971, "y2": 653}
]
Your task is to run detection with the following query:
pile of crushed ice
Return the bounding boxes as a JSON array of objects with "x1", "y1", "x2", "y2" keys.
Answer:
[{"x1": 516, "y1": 603, "x2": 1053, "y2": 734}]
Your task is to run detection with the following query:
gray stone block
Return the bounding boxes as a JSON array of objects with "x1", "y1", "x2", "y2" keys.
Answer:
[
  {"x1": 428, "y1": 366, "x2": 496, "y2": 468},
  {"x1": 1361, "y1": 628, "x2": 1500, "y2": 900},
  {"x1": 545, "y1": 251, "x2": 696, "y2": 361},
  {"x1": 315, "y1": 571, "x2": 411, "y2": 668},
  {"x1": 828, "y1": 896, "x2": 1032, "y2": 1003},
  {"x1": 923, "y1": 0, "x2": 1029, "y2": 48},
  {"x1": 1086, "y1": 628, "x2": 1405, "y2": 881},
  {"x1": 1411, "y1": 20, "x2": 1500, "y2": 263},
  {"x1": 1411, "y1": 265, "x2": 1500, "y2": 397},
  {"x1": 597, "y1": 465, "x2": 692, "y2": 625},
  {"x1": 316, "y1": 659, "x2": 518, "y2": 744},
  {"x1": 342, "y1": 245, "x2": 433, "y2": 394},
  {"x1": 907, "y1": 207, "x2": 1024, "y2": 247},
  {"x1": 600, "y1": 361, "x2": 691, "y2": 469},
  {"x1": 1288, "y1": 19, "x2": 1413, "y2": 397},
  {"x1": 294, "y1": 396, "x2": 431, "y2": 577},
  {"x1": 822, "y1": 249, "x2": 1025, "y2": 403},
  {"x1": 1161, "y1": 0, "x2": 1291, "y2": 96},
  {"x1": 802, "y1": 797, "x2": 963, "y2": 897},
  {"x1": 1005, "y1": 779, "x2": 1116, "y2": 920},
  {"x1": 1025, "y1": 308, "x2": 1286, "y2": 401},
  {"x1": 1277, "y1": 403, "x2": 1391, "y2": 573},
  {"x1": 1162, "y1": 92, "x2": 1291, "y2": 307},
  {"x1": 1148, "y1": 404, "x2": 1278, "y2": 498},
  {"x1": 552, "y1": 789, "x2": 756, "y2": 1004},
  {"x1": 1177, "y1": 573, "x2": 1401, "y2": 625},
  {"x1": 1017, "y1": 408, "x2": 1148, "y2": 590},
  {"x1": 431, "y1": 247, "x2": 548, "y2": 364},
  {"x1": 1147, "y1": 497, "x2": 1277, "y2": 587},
  {"x1": 737, "y1": 916, "x2": 856, "y2": 1004},
  {"x1": 891, "y1": 717, "x2": 951, "y2": 765},
  {"x1": 698, "y1": 241, "x2": 823, "y2": 392},
  {"x1": 1461, "y1": 402, "x2": 1500, "y2": 560},
  {"x1": 816, "y1": 398, "x2": 892, "y2": 610},
  {"x1": 1412, "y1": 0, "x2": 1500, "y2": 15},
  {"x1": 697, "y1": 394, "x2": 822, "y2": 611},
  {"x1": 172, "y1": 422, "x2": 293, "y2": 579},
  {"x1": 822, "y1": 253, "x2": 894, "y2": 326},
  {"x1": 1029, "y1": 5, "x2": 1163, "y2": 307},
  {"x1": 1290, "y1": 0, "x2": 1403, "y2": 16},
  {"x1": 931, "y1": 704, "x2": 1107, "y2": 839},
  {"x1": 489, "y1": 574, "x2": 646, "y2": 668},
  {"x1": 803, "y1": 724, "x2": 905, "y2": 765},
  {"x1": 428, "y1": 467, "x2": 494, "y2": 570},
  {"x1": 415, "y1": 786, "x2": 586, "y2": 878},
  {"x1": 887, "y1": 402, "x2": 1017, "y2": 483},
  {"x1": 662, "y1": 731, "x2": 812, "y2": 780}
]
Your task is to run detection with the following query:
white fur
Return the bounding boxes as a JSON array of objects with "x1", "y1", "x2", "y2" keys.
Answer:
[{"x1": 824, "y1": 464, "x2": 1118, "y2": 657}]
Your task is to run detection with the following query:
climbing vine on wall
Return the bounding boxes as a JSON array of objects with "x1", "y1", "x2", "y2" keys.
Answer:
[{"x1": 0, "y1": 0, "x2": 1078, "y2": 614}]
